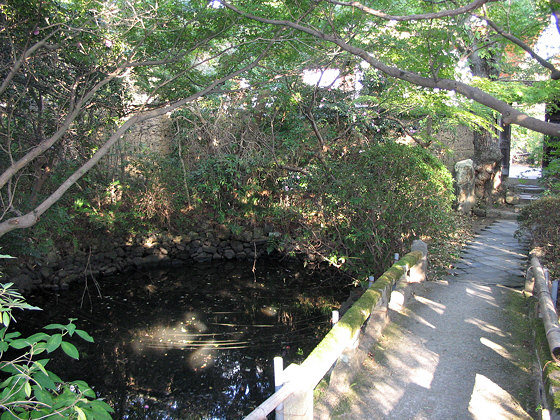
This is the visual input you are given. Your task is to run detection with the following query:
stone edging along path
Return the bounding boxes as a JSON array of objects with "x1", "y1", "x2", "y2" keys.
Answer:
[{"x1": 315, "y1": 219, "x2": 537, "y2": 419}]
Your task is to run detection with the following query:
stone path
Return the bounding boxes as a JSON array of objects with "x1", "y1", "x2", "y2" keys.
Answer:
[{"x1": 316, "y1": 220, "x2": 536, "y2": 419}]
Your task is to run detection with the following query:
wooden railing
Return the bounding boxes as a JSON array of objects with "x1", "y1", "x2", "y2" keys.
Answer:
[
  {"x1": 526, "y1": 252, "x2": 560, "y2": 359},
  {"x1": 244, "y1": 240, "x2": 428, "y2": 420},
  {"x1": 525, "y1": 251, "x2": 560, "y2": 418}
]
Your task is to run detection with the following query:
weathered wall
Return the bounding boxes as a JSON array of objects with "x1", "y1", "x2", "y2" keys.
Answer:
[
  {"x1": 430, "y1": 125, "x2": 475, "y2": 171},
  {"x1": 122, "y1": 114, "x2": 174, "y2": 155},
  {"x1": 124, "y1": 113, "x2": 478, "y2": 176}
]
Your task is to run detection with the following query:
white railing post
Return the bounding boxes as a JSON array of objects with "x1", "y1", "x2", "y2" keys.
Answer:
[
  {"x1": 282, "y1": 364, "x2": 313, "y2": 420},
  {"x1": 331, "y1": 310, "x2": 339, "y2": 325},
  {"x1": 274, "y1": 357, "x2": 284, "y2": 420},
  {"x1": 243, "y1": 242, "x2": 429, "y2": 420}
]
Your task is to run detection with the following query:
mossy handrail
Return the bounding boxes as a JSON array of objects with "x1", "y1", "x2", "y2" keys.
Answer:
[
  {"x1": 528, "y1": 253, "x2": 560, "y2": 361},
  {"x1": 244, "y1": 245, "x2": 426, "y2": 420}
]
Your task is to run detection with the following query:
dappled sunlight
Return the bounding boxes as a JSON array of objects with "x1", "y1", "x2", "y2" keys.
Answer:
[
  {"x1": 468, "y1": 374, "x2": 531, "y2": 419},
  {"x1": 406, "y1": 351, "x2": 439, "y2": 389},
  {"x1": 401, "y1": 309, "x2": 437, "y2": 329},
  {"x1": 361, "y1": 331, "x2": 440, "y2": 417},
  {"x1": 127, "y1": 312, "x2": 249, "y2": 355},
  {"x1": 465, "y1": 242, "x2": 526, "y2": 258},
  {"x1": 414, "y1": 295, "x2": 446, "y2": 314},
  {"x1": 465, "y1": 318, "x2": 507, "y2": 337},
  {"x1": 188, "y1": 344, "x2": 217, "y2": 371},
  {"x1": 466, "y1": 285, "x2": 499, "y2": 308},
  {"x1": 480, "y1": 337, "x2": 515, "y2": 363}
]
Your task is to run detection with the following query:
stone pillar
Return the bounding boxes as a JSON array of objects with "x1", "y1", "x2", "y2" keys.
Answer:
[
  {"x1": 455, "y1": 159, "x2": 476, "y2": 214},
  {"x1": 410, "y1": 240, "x2": 428, "y2": 283}
]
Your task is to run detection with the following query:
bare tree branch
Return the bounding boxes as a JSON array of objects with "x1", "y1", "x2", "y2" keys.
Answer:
[
  {"x1": 0, "y1": 44, "x2": 272, "y2": 237},
  {"x1": 384, "y1": 115, "x2": 431, "y2": 147},
  {"x1": 0, "y1": 29, "x2": 252, "y2": 191},
  {"x1": 321, "y1": 0, "x2": 497, "y2": 21},
  {"x1": 0, "y1": 66, "x2": 126, "y2": 190},
  {"x1": 0, "y1": 28, "x2": 62, "y2": 97},
  {"x1": 473, "y1": 14, "x2": 560, "y2": 80},
  {"x1": 222, "y1": 1, "x2": 560, "y2": 137}
]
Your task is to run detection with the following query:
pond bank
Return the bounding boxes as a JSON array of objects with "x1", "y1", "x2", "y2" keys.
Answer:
[{"x1": 4, "y1": 222, "x2": 294, "y2": 292}]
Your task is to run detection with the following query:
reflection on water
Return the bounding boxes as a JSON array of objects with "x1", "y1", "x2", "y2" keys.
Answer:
[{"x1": 24, "y1": 258, "x2": 346, "y2": 419}]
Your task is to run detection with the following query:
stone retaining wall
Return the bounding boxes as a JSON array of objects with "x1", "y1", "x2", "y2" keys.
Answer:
[{"x1": 7, "y1": 224, "x2": 281, "y2": 293}]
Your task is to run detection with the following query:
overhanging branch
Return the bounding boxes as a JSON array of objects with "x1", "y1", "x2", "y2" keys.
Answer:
[
  {"x1": 473, "y1": 14, "x2": 560, "y2": 80},
  {"x1": 322, "y1": 0, "x2": 497, "y2": 21},
  {"x1": 222, "y1": 1, "x2": 560, "y2": 137},
  {"x1": 0, "y1": 44, "x2": 272, "y2": 237}
]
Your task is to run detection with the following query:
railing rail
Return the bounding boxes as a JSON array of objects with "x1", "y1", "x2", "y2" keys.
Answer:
[
  {"x1": 244, "y1": 240, "x2": 428, "y2": 419},
  {"x1": 527, "y1": 252, "x2": 560, "y2": 360}
]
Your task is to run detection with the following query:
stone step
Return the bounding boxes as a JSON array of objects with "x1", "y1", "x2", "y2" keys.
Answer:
[
  {"x1": 519, "y1": 193, "x2": 540, "y2": 204},
  {"x1": 506, "y1": 176, "x2": 542, "y2": 186},
  {"x1": 512, "y1": 184, "x2": 545, "y2": 194}
]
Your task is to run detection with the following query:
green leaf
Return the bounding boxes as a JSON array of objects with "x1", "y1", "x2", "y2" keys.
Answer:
[
  {"x1": 46, "y1": 370, "x2": 62, "y2": 383},
  {"x1": 66, "y1": 322, "x2": 76, "y2": 336},
  {"x1": 72, "y1": 380, "x2": 96, "y2": 398},
  {"x1": 4, "y1": 331, "x2": 21, "y2": 340},
  {"x1": 46, "y1": 334, "x2": 62, "y2": 353},
  {"x1": 24, "y1": 381, "x2": 31, "y2": 397},
  {"x1": 74, "y1": 329, "x2": 94, "y2": 343},
  {"x1": 90, "y1": 404, "x2": 113, "y2": 420},
  {"x1": 25, "y1": 332, "x2": 49, "y2": 343},
  {"x1": 32, "y1": 372, "x2": 56, "y2": 390},
  {"x1": 61, "y1": 341, "x2": 79, "y2": 360},
  {"x1": 9, "y1": 338, "x2": 31, "y2": 349},
  {"x1": 31, "y1": 360, "x2": 50, "y2": 376},
  {"x1": 33, "y1": 386, "x2": 54, "y2": 406},
  {"x1": 1, "y1": 411, "x2": 17, "y2": 420},
  {"x1": 0, "y1": 375, "x2": 16, "y2": 389},
  {"x1": 2, "y1": 312, "x2": 10, "y2": 327},
  {"x1": 74, "y1": 406, "x2": 87, "y2": 420},
  {"x1": 33, "y1": 342, "x2": 47, "y2": 354},
  {"x1": 43, "y1": 323, "x2": 66, "y2": 330},
  {"x1": 89, "y1": 399, "x2": 115, "y2": 417},
  {"x1": 52, "y1": 391, "x2": 78, "y2": 410}
]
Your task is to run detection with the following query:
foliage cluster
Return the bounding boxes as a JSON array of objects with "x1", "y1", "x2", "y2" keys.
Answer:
[
  {"x1": 17, "y1": 82, "x2": 458, "y2": 282},
  {"x1": 292, "y1": 142, "x2": 456, "y2": 277},
  {"x1": 0, "y1": 283, "x2": 112, "y2": 419},
  {"x1": 518, "y1": 196, "x2": 560, "y2": 278}
]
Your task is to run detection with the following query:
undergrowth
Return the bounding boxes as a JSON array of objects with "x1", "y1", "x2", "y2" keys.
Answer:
[{"x1": 518, "y1": 196, "x2": 560, "y2": 278}]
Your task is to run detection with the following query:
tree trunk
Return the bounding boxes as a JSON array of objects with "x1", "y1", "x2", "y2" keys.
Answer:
[
  {"x1": 499, "y1": 116, "x2": 511, "y2": 177},
  {"x1": 469, "y1": 46, "x2": 503, "y2": 201},
  {"x1": 544, "y1": 102, "x2": 560, "y2": 168},
  {"x1": 473, "y1": 128, "x2": 502, "y2": 199}
]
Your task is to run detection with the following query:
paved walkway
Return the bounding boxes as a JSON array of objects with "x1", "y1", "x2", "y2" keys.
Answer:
[{"x1": 317, "y1": 220, "x2": 536, "y2": 419}]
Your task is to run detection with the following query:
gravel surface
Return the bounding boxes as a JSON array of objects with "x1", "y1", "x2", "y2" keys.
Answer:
[{"x1": 315, "y1": 220, "x2": 537, "y2": 419}]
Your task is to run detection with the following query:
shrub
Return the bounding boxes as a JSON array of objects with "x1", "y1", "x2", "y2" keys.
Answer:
[
  {"x1": 518, "y1": 196, "x2": 560, "y2": 278},
  {"x1": 293, "y1": 142, "x2": 456, "y2": 278}
]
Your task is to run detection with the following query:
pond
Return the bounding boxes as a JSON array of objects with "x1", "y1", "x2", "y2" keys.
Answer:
[{"x1": 23, "y1": 258, "x2": 348, "y2": 419}]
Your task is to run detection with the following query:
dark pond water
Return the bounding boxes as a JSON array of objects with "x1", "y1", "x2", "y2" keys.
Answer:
[{"x1": 23, "y1": 258, "x2": 348, "y2": 419}]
